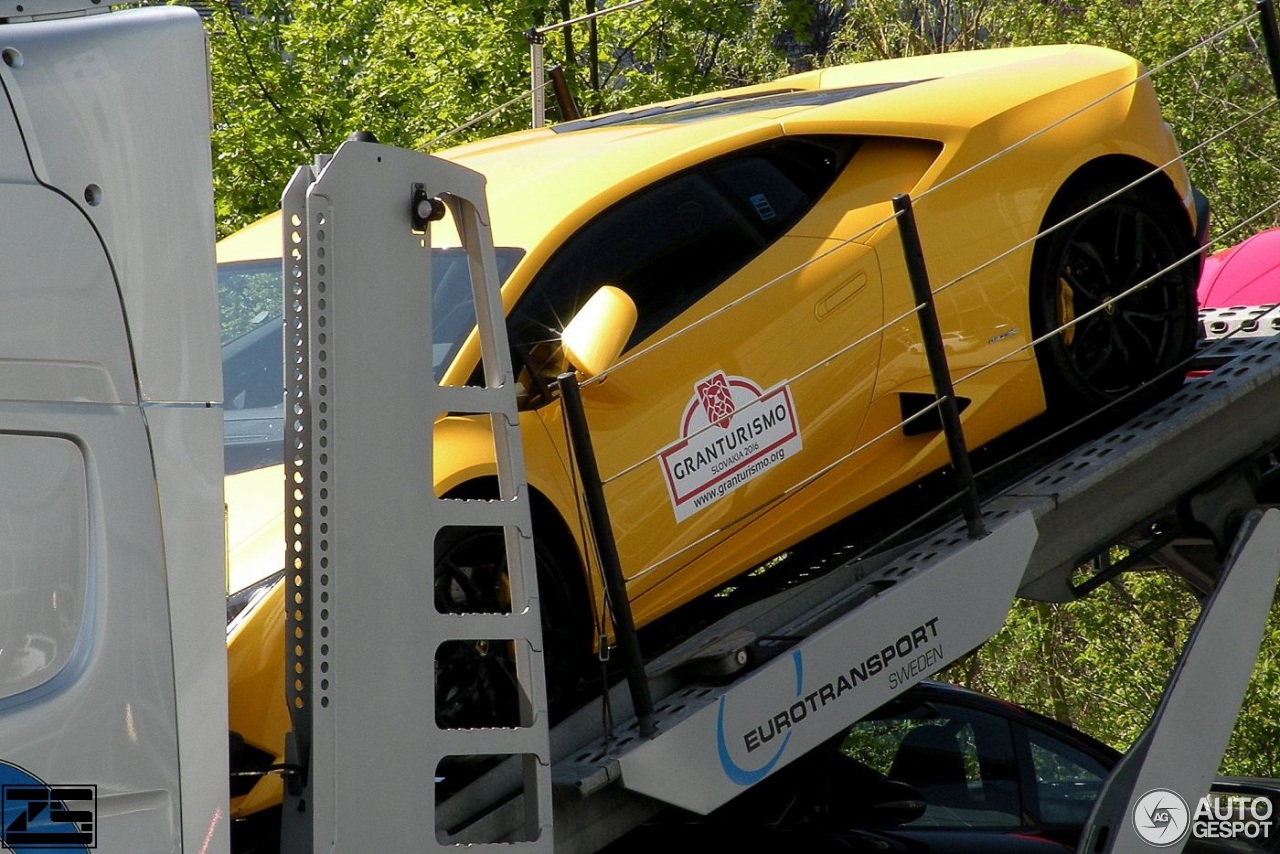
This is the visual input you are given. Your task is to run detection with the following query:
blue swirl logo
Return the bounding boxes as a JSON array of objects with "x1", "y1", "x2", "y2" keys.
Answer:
[{"x1": 716, "y1": 650, "x2": 803, "y2": 786}]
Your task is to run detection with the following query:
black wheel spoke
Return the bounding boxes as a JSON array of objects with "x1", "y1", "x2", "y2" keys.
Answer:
[
  {"x1": 1061, "y1": 266, "x2": 1104, "y2": 305},
  {"x1": 1116, "y1": 314, "x2": 1165, "y2": 367},
  {"x1": 1071, "y1": 238, "x2": 1115, "y2": 288},
  {"x1": 433, "y1": 525, "x2": 590, "y2": 734},
  {"x1": 1108, "y1": 323, "x2": 1134, "y2": 371},
  {"x1": 1114, "y1": 208, "x2": 1147, "y2": 286},
  {"x1": 1119, "y1": 304, "x2": 1182, "y2": 325},
  {"x1": 437, "y1": 561, "x2": 490, "y2": 612},
  {"x1": 1071, "y1": 321, "x2": 1114, "y2": 380}
]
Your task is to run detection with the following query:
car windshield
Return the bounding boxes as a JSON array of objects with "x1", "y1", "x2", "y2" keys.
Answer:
[{"x1": 218, "y1": 247, "x2": 524, "y2": 475}]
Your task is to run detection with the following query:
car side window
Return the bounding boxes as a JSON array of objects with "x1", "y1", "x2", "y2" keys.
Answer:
[
  {"x1": 506, "y1": 136, "x2": 857, "y2": 388},
  {"x1": 1026, "y1": 729, "x2": 1107, "y2": 827},
  {"x1": 842, "y1": 700, "x2": 1022, "y2": 829},
  {"x1": 223, "y1": 321, "x2": 283, "y2": 412}
]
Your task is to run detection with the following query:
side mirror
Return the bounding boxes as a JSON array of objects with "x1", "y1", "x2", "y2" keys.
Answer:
[
  {"x1": 561, "y1": 285, "x2": 638, "y2": 378},
  {"x1": 866, "y1": 781, "x2": 927, "y2": 826}
]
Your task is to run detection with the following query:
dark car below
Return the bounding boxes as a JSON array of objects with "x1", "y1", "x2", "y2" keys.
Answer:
[{"x1": 607, "y1": 681, "x2": 1279, "y2": 853}]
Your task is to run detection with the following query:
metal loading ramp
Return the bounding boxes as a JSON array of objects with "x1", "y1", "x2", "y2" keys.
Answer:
[
  {"x1": 279, "y1": 141, "x2": 554, "y2": 853},
  {"x1": 1003, "y1": 323, "x2": 1280, "y2": 603},
  {"x1": 277, "y1": 139, "x2": 1280, "y2": 852},
  {"x1": 598, "y1": 510, "x2": 1038, "y2": 809},
  {"x1": 438, "y1": 326, "x2": 1280, "y2": 852}
]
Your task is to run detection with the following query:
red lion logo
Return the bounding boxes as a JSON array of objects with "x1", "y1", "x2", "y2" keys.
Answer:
[{"x1": 697, "y1": 372, "x2": 736, "y2": 428}]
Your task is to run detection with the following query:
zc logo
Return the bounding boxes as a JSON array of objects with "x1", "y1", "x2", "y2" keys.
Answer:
[{"x1": 1133, "y1": 788, "x2": 1190, "y2": 846}]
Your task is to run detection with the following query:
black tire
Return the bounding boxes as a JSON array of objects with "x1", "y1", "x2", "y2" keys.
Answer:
[
  {"x1": 433, "y1": 524, "x2": 592, "y2": 730},
  {"x1": 1030, "y1": 183, "x2": 1198, "y2": 413}
]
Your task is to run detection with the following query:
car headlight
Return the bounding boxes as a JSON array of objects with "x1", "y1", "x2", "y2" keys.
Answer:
[{"x1": 227, "y1": 569, "x2": 285, "y2": 635}]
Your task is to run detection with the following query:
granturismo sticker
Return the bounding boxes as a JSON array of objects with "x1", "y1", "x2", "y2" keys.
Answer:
[{"x1": 659, "y1": 371, "x2": 802, "y2": 522}]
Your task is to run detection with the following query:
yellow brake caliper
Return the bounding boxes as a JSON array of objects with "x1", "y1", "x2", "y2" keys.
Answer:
[{"x1": 1058, "y1": 267, "x2": 1076, "y2": 347}]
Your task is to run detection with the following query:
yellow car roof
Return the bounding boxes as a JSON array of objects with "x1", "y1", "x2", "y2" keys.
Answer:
[
  {"x1": 218, "y1": 44, "x2": 1138, "y2": 262},
  {"x1": 216, "y1": 210, "x2": 281, "y2": 263}
]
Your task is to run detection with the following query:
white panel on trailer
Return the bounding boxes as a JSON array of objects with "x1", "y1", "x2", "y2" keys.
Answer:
[
  {"x1": 0, "y1": 5, "x2": 220, "y2": 406},
  {"x1": 617, "y1": 511, "x2": 1038, "y2": 814}
]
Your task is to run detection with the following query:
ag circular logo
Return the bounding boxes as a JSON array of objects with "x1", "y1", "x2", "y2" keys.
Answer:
[{"x1": 1133, "y1": 788, "x2": 1190, "y2": 846}]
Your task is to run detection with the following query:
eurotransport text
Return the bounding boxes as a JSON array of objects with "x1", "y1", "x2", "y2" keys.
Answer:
[{"x1": 743, "y1": 617, "x2": 943, "y2": 753}]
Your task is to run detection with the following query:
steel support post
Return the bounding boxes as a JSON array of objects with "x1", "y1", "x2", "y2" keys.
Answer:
[
  {"x1": 892, "y1": 193, "x2": 986, "y2": 539},
  {"x1": 558, "y1": 372, "x2": 656, "y2": 738},
  {"x1": 1256, "y1": 0, "x2": 1280, "y2": 105}
]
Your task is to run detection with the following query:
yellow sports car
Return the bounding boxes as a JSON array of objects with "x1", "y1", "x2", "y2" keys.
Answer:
[{"x1": 223, "y1": 44, "x2": 1205, "y2": 822}]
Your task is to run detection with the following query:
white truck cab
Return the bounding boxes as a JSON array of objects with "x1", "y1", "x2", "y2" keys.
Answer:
[{"x1": 0, "y1": 5, "x2": 226, "y2": 851}]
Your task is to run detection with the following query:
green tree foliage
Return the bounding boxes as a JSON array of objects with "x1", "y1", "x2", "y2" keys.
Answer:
[
  {"x1": 204, "y1": 0, "x2": 813, "y2": 234},
  {"x1": 951, "y1": 563, "x2": 1280, "y2": 777},
  {"x1": 1225, "y1": 601, "x2": 1280, "y2": 776},
  {"x1": 952, "y1": 572, "x2": 1202, "y2": 755},
  {"x1": 206, "y1": 0, "x2": 376, "y2": 232},
  {"x1": 348, "y1": 2, "x2": 538, "y2": 152},
  {"x1": 207, "y1": 0, "x2": 1280, "y2": 238}
]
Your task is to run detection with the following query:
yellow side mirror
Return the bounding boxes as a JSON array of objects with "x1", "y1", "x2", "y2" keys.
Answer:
[{"x1": 561, "y1": 285, "x2": 638, "y2": 378}]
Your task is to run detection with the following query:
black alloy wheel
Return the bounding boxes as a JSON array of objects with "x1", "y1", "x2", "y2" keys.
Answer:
[
  {"x1": 1031, "y1": 182, "x2": 1198, "y2": 413},
  {"x1": 433, "y1": 525, "x2": 590, "y2": 731}
]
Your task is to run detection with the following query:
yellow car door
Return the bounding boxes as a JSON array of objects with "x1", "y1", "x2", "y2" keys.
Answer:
[{"x1": 512, "y1": 136, "x2": 887, "y2": 623}]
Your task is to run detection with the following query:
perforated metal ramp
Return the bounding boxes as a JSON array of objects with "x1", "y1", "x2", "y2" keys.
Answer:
[
  {"x1": 998, "y1": 325, "x2": 1280, "y2": 601},
  {"x1": 532, "y1": 330, "x2": 1280, "y2": 852},
  {"x1": 279, "y1": 141, "x2": 553, "y2": 852}
]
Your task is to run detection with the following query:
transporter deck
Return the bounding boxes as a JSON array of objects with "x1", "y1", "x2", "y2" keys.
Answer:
[
  {"x1": 277, "y1": 141, "x2": 1280, "y2": 852},
  {"x1": 437, "y1": 322, "x2": 1280, "y2": 852}
]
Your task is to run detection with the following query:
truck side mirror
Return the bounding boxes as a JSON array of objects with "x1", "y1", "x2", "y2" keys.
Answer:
[{"x1": 561, "y1": 285, "x2": 637, "y2": 378}]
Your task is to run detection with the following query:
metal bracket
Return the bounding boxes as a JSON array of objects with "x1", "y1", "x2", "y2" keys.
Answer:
[{"x1": 1080, "y1": 508, "x2": 1280, "y2": 852}]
